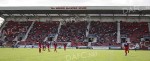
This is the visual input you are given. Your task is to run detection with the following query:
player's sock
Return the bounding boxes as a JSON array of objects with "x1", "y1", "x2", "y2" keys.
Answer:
[
  {"x1": 39, "y1": 48, "x2": 41, "y2": 53},
  {"x1": 54, "y1": 49, "x2": 57, "y2": 52},
  {"x1": 125, "y1": 51, "x2": 127, "y2": 56},
  {"x1": 48, "y1": 49, "x2": 50, "y2": 52},
  {"x1": 125, "y1": 52, "x2": 127, "y2": 56},
  {"x1": 54, "y1": 49, "x2": 56, "y2": 52}
]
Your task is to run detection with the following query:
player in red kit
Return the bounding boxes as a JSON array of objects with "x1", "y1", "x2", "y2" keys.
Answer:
[
  {"x1": 42, "y1": 41, "x2": 46, "y2": 51},
  {"x1": 63, "y1": 43, "x2": 67, "y2": 51},
  {"x1": 124, "y1": 41, "x2": 129, "y2": 56},
  {"x1": 53, "y1": 41, "x2": 57, "y2": 52},
  {"x1": 38, "y1": 41, "x2": 42, "y2": 53},
  {"x1": 46, "y1": 41, "x2": 51, "y2": 52}
]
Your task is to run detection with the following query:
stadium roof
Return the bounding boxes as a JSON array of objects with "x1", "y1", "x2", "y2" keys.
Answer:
[{"x1": 0, "y1": 6, "x2": 150, "y2": 17}]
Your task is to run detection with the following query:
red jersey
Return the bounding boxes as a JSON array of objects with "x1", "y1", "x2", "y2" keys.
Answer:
[
  {"x1": 54, "y1": 43, "x2": 57, "y2": 47},
  {"x1": 38, "y1": 42, "x2": 42, "y2": 48},
  {"x1": 64, "y1": 43, "x2": 67, "y2": 47},
  {"x1": 124, "y1": 43, "x2": 129, "y2": 47},
  {"x1": 124, "y1": 43, "x2": 129, "y2": 50}
]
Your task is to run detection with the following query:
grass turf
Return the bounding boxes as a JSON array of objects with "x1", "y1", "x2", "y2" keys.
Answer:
[{"x1": 0, "y1": 48, "x2": 150, "y2": 61}]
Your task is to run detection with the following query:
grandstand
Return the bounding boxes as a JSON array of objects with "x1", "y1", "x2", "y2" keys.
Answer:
[{"x1": 0, "y1": 6, "x2": 150, "y2": 50}]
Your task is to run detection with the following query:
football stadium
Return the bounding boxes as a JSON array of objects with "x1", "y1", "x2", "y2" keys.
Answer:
[{"x1": 0, "y1": 6, "x2": 150, "y2": 61}]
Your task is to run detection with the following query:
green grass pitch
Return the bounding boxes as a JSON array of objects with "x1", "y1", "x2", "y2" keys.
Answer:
[{"x1": 0, "y1": 48, "x2": 150, "y2": 61}]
